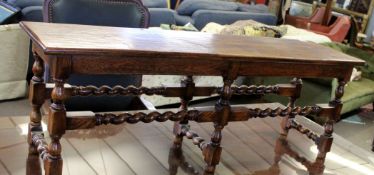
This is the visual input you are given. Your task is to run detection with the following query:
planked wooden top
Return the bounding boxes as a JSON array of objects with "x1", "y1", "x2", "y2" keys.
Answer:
[{"x1": 20, "y1": 21, "x2": 364, "y2": 66}]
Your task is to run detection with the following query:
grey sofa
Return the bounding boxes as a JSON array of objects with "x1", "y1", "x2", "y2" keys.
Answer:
[{"x1": 174, "y1": 0, "x2": 277, "y2": 30}]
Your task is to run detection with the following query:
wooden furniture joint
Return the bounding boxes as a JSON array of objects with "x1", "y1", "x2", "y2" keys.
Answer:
[{"x1": 21, "y1": 21, "x2": 365, "y2": 175}]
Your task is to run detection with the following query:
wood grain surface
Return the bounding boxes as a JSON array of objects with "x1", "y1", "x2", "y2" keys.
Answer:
[{"x1": 20, "y1": 22, "x2": 364, "y2": 66}]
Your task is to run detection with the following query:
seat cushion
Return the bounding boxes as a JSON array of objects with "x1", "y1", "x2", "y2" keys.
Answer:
[
  {"x1": 148, "y1": 8, "x2": 176, "y2": 27},
  {"x1": 177, "y1": 0, "x2": 238, "y2": 16},
  {"x1": 174, "y1": 13, "x2": 193, "y2": 26},
  {"x1": 21, "y1": 6, "x2": 43, "y2": 21},
  {"x1": 142, "y1": 0, "x2": 168, "y2": 8},
  {"x1": 335, "y1": 78, "x2": 374, "y2": 114},
  {"x1": 7, "y1": 0, "x2": 42, "y2": 9}
]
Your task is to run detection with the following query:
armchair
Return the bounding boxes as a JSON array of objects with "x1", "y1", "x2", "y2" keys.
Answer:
[
  {"x1": 43, "y1": 0, "x2": 150, "y2": 111},
  {"x1": 285, "y1": 7, "x2": 330, "y2": 28},
  {"x1": 286, "y1": 7, "x2": 350, "y2": 42},
  {"x1": 309, "y1": 16, "x2": 351, "y2": 42}
]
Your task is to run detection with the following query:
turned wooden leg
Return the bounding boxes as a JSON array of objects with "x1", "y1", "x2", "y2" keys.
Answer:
[
  {"x1": 27, "y1": 52, "x2": 45, "y2": 175},
  {"x1": 312, "y1": 79, "x2": 346, "y2": 175},
  {"x1": 44, "y1": 78, "x2": 68, "y2": 175},
  {"x1": 280, "y1": 78, "x2": 302, "y2": 136},
  {"x1": 173, "y1": 76, "x2": 194, "y2": 148},
  {"x1": 202, "y1": 76, "x2": 234, "y2": 175}
]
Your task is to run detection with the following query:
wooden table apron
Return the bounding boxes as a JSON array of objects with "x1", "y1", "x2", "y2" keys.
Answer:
[
  {"x1": 31, "y1": 42, "x2": 355, "y2": 79},
  {"x1": 21, "y1": 21, "x2": 365, "y2": 175}
]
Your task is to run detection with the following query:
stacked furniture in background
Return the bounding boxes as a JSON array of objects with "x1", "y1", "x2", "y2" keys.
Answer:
[{"x1": 174, "y1": 0, "x2": 277, "y2": 29}]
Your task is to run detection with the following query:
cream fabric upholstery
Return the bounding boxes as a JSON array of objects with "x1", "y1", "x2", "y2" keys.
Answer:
[{"x1": 0, "y1": 24, "x2": 29, "y2": 101}]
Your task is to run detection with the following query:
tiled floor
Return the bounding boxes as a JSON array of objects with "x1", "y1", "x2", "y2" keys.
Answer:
[
  {"x1": 0, "y1": 102, "x2": 374, "y2": 174},
  {"x1": 335, "y1": 106, "x2": 374, "y2": 153}
]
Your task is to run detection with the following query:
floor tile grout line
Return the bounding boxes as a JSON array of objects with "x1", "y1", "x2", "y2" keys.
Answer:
[
  {"x1": 123, "y1": 126, "x2": 170, "y2": 172},
  {"x1": 65, "y1": 138, "x2": 100, "y2": 175},
  {"x1": 0, "y1": 158, "x2": 11, "y2": 175},
  {"x1": 98, "y1": 141, "x2": 108, "y2": 175},
  {"x1": 225, "y1": 125, "x2": 273, "y2": 165},
  {"x1": 0, "y1": 141, "x2": 26, "y2": 150},
  {"x1": 102, "y1": 139, "x2": 137, "y2": 175}
]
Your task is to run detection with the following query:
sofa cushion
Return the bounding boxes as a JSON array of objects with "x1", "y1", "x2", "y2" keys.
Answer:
[
  {"x1": 177, "y1": 0, "x2": 238, "y2": 16},
  {"x1": 237, "y1": 4, "x2": 269, "y2": 13},
  {"x1": 148, "y1": 8, "x2": 176, "y2": 27},
  {"x1": 21, "y1": 6, "x2": 43, "y2": 21},
  {"x1": 333, "y1": 78, "x2": 374, "y2": 114},
  {"x1": 0, "y1": 24, "x2": 29, "y2": 100},
  {"x1": 192, "y1": 10, "x2": 277, "y2": 30},
  {"x1": 174, "y1": 13, "x2": 194, "y2": 25},
  {"x1": 142, "y1": 0, "x2": 168, "y2": 8},
  {"x1": 7, "y1": 0, "x2": 42, "y2": 9}
]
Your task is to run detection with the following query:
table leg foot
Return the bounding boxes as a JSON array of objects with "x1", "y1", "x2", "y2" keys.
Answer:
[
  {"x1": 27, "y1": 52, "x2": 45, "y2": 175},
  {"x1": 26, "y1": 144, "x2": 42, "y2": 175},
  {"x1": 202, "y1": 142, "x2": 222, "y2": 175},
  {"x1": 44, "y1": 155, "x2": 63, "y2": 175}
]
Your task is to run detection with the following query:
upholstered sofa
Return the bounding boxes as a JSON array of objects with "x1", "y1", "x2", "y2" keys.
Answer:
[{"x1": 173, "y1": 0, "x2": 277, "y2": 29}]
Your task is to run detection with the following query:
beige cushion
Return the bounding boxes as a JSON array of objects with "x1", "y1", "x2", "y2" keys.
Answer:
[{"x1": 0, "y1": 24, "x2": 29, "y2": 100}]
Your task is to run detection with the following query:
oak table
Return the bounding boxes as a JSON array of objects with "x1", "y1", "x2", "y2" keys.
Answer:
[{"x1": 20, "y1": 21, "x2": 364, "y2": 175}]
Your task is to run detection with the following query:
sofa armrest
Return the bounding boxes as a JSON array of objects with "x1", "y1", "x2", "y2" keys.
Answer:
[
  {"x1": 148, "y1": 8, "x2": 176, "y2": 27},
  {"x1": 7, "y1": 0, "x2": 42, "y2": 9},
  {"x1": 21, "y1": 6, "x2": 42, "y2": 21},
  {"x1": 192, "y1": 10, "x2": 277, "y2": 30}
]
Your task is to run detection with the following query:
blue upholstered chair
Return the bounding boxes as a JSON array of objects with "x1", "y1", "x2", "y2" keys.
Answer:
[
  {"x1": 43, "y1": 0, "x2": 150, "y2": 111},
  {"x1": 7, "y1": 0, "x2": 176, "y2": 26}
]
